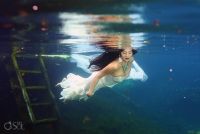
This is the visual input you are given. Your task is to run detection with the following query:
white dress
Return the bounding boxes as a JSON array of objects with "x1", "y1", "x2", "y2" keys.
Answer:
[{"x1": 57, "y1": 54, "x2": 148, "y2": 101}]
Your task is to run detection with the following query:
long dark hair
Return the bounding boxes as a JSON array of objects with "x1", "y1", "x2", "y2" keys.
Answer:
[{"x1": 88, "y1": 48, "x2": 137, "y2": 71}]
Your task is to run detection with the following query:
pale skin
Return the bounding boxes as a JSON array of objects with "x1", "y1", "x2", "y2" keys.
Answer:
[{"x1": 86, "y1": 47, "x2": 134, "y2": 97}]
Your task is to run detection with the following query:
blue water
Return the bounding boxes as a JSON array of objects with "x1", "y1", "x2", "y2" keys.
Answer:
[{"x1": 1, "y1": 0, "x2": 200, "y2": 134}]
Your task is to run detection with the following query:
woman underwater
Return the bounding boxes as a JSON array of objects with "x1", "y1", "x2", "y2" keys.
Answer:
[{"x1": 57, "y1": 37, "x2": 148, "y2": 101}]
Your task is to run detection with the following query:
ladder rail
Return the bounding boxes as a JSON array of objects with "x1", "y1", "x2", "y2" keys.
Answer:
[{"x1": 38, "y1": 56, "x2": 61, "y2": 118}]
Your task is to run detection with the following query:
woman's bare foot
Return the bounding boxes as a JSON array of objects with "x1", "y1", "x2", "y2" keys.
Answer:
[{"x1": 86, "y1": 91, "x2": 93, "y2": 97}]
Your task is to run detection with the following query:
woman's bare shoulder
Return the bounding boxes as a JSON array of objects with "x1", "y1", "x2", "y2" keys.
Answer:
[
  {"x1": 97, "y1": 60, "x2": 120, "y2": 76},
  {"x1": 109, "y1": 59, "x2": 120, "y2": 70}
]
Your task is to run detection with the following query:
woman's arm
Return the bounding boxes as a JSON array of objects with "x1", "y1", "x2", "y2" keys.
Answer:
[
  {"x1": 128, "y1": 60, "x2": 148, "y2": 81},
  {"x1": 86, "y1": 63, "x2": 118, "y2": 96}
]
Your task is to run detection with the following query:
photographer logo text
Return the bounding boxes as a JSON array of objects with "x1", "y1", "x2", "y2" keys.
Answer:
[{"x1": 3, "y1": 121, "x2": 24, "y2": 131}]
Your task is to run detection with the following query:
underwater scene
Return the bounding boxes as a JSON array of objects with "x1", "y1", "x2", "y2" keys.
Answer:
[{"x1": 0, "y1": 0, "x2": 200, "y2": 134}]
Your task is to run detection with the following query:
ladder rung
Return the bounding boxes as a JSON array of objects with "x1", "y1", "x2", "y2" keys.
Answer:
[
  {"x1": 34, "y1": 118, "x2": 58, "y2": 123},
  {"x1": 16, "y1": 54, "x2": 39, "y2": 58},
  {"x1": 26, "y1": 86, "x2": 46, "y2": 90},
  {"x1": 20, "y1": 70, "x2": 41, "y2": 74},
  {"x1": 31, "y1": 102, "x2": 52, "y2": 106}
]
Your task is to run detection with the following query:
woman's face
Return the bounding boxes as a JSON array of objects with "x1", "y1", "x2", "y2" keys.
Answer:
[{"x1": 120, "y1": 47, "x2": 133, "y2": 62}]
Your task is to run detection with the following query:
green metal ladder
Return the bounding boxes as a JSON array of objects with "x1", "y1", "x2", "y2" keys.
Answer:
[{"x1": 11, "y1": 53, "x2": 60, "y2": 124}]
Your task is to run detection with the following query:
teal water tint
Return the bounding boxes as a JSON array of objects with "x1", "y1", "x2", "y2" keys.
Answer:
[{"x1": 1, "y1": 0, "x2": 200, "y2": 134}]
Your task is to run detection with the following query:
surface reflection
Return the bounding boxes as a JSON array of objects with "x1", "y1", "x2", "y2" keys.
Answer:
[{"x1": 58, "y1": 12, "x2": 147, "y2": 54}]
